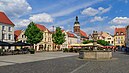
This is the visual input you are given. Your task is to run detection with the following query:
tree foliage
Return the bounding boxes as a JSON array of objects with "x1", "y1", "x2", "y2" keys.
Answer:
[
  {"x1": 25, "y1": 22, "x2": 43, "y2": 44},
  {"x1": 83, "y1": 40, "x2": 109, "y2": 46},
  {"x1": 97, "y1": 40, "x2": 109, "y2": 46},
  {"x1": 83, "y1": 40, "x2": 93, "y2": 44},
  {"x1": 52, "y1": 27, "x2": 65, "y2": 45}
]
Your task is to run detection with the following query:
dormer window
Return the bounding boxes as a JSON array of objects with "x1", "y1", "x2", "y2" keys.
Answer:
[
  {"x1": 116, "y1": 32, "x2": 119, "y2": 35},
  {"x1": 121, "y1": 32, "x2": 123, "y2": 35}
]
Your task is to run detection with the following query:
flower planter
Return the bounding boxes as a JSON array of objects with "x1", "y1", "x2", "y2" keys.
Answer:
[{"x1": 30, "y1": 51, "x2": 35, "y2": 54}]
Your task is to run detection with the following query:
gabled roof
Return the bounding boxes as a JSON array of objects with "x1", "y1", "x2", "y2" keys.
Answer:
[
  {"x1": 98, "y1": 31, "x2": 111, "y2": 38},
  {"x1": 35, "y1": 24, "x2": 50, "y2": 32},
  {"x1": 80, "y1": 30, "x2": 88, "y2": 38},
  {"x1": 0, "y1": 12, "x2": 14, "y2": 26},
  {"x1": 14, "y1": 30, "x2": 22, "y2": 40},
  {"x1": 67, "y1": 32, "x2": 76, "y2": 38},
  {"x1": 114, "y1": 28, "x2": 126, "y2": 36}
]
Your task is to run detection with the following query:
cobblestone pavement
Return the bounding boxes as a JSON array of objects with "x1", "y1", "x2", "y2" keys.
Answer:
[
  {"x1": 0, "y1": 52, "x2": 78, "y2": 66},
  {"x1": 0, "y1": 51, "x2": 129, "y2": 73}
]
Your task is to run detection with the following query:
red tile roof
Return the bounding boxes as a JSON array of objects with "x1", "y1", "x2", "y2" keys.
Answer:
[
  {"x1": 114, "y1": 28, "x2": 126, "y2": 36},
  {"x1": 80, "y1": 30, "x2": 87, "y2": 38},
  {"x1": 0, "y1": 12, "x2": 14, "y2": 26},
  {"x1": 61, "y1": 30, "x2": 65, "y2": 32},
  {"x1": 67, "y1": 32, "x2": 75, "y2": 37},
  {"x1": 35, "y1": 24, "x2": 50, "y2": 32},
  {"x1": 14, "y1": 30, "x2": 22, "y2": 40}
]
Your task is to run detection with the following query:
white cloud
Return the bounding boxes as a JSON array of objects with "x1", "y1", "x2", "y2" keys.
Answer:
[
  {"x1": 109, "y1": 25, "x2": 125, "y2": 29},
  {"x1": 81, "y1": 6, "x2": 111, "y2": 16},
  {"x1": 0, "y1": 0, "x2": 32, "y2": 18},
  {"x1": 52, "y1": 0, "x2": 103, "y2": 17},
  {"x1": 81, "y1": 7, "x2": 99, "y2": 16},
  {"x1": 90, "y1": 16, "x2": 106, "y2": 22},
  {"x1": 29, "y1": 13, "x2": 53, "y2": 23},
  {"x1": 13, "y1": 19, "x2": 31, "y2": 28},
  {"x1": 13, "y1": 12, "x2": 54, "y2": 28},
  {"x1": 110, "y1": 17, "x2": 129, "y2": 24},
  {"x1": 99, "y1": 6, "x2": 111, "y2": 14}
]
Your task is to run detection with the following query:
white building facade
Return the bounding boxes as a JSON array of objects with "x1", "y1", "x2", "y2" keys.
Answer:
[{"x1": 0, "y1": 12, "x2": 15, "y2": 43}]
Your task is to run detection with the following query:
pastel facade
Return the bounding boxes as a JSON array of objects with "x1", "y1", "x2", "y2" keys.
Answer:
[
  {"x1": 14, "y1": 30, "x2": 27, "y2": 42},
  {"x1": 61, "y1": 30, "x2": 78, "y2": 49},
  {"x1": 114, "y1": 28, "x2": 126, "y2": 47},
  {"x1": 34, "y1": 24, "x2": 53, "y2": 51},
  {"x1": 0, "y1": 12, "x2": 15, "y2": 43},
  {"x1": 100, "y1": 32, "x2": 114, "y2": 45},
  {"x1": 61, "y1": 30, "x2": 68, "y2": 49},
  {"x1": 104, "y1": 34, "x2": 114, "y2": 45}
]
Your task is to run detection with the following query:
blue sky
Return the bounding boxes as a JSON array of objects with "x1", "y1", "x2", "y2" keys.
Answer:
[{"x1": 0, "y1": 0, "x2": 129, "y2": 35}]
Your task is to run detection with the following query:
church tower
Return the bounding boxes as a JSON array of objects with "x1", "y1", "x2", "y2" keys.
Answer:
[{"x1": 74, "y1": 16, "x2": 80, "y2": 36}]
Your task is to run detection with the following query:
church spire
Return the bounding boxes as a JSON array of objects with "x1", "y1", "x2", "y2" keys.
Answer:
[
  {"x1": 76, "y1": 16, "x2": 78, "y2": 22},
  {"x1": 74, "y1": 16, "x2": 80, "y2": 24},
  {"x1": 74, "y1": 16, "x2": 80, "y2": 36}
]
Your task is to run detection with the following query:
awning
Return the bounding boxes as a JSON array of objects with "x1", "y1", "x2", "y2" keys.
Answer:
[
  {"x1": 0, "y1": 41, "x2": 11, "y2": 46},
  {"x1": 70, "y1": 43, "x2": 103, "y2": 47},
  {"x1": 11, "y1": 41, "x2": 32, "y2": 46}
]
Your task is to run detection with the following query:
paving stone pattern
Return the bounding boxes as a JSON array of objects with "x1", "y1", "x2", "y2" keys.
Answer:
[{"x1": 0, "y1": 52, "x2": 129, "y2": 73}]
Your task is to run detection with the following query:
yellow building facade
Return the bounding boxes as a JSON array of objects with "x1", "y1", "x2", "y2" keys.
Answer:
[
  {"x1": 114, "y1": 28, "x2": 126, "y2": 47},
  {"x1": 34, "y1": 24, "x2": 54, "y2": 51}
]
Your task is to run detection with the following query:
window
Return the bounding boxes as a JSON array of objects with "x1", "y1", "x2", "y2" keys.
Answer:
[
  {"x1": 112, "y1": 41, "x2": 113, "y2": 44},
  {"x1": 2, "y1": 34, "x2": 5, "y2": 40},
  {"x1": 22, "y1": 35, "x2": 24, "y2": 38},
  {"x1": 8, "y1": 34, "x2": 12, "y2": 40},
  {"x1": 2, "y1": 26, "x2": 5, "y2": 31},
  {"x1": 8, "y1": 27, "x2": 11, "y2": 32},
  {"x1": 2, "y1": 34, "x2": 5, "y2": 39},
  {"x1": 108, "y1": 38, "x2": 111, "y2": 40},
  {"x1": 121, "y1": 32, "x2": 123, "y2": 35},
  {"x1": 116, "y1": 32, "x2": 119, "y2": 35},
  {"x1": 121, "y1": 41, "x2": 123, "y2": 44}
]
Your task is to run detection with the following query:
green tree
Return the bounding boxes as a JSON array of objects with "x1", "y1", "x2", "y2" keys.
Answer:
[
  {"x1": 52, "y1": 27, "x2": 65, "y2": 50},
  {"x1": 25, "y1": 22, "x2": 43, "y2": 45},
  {"x1": 83, "y1": 40, "x2": 93, "y2": 44},
  {"x1": 83, "y1": 40, "x2": 109, "y2": 46},
  {"x1": 97, "y1": 40, "x2": 109, "y2": 46}
]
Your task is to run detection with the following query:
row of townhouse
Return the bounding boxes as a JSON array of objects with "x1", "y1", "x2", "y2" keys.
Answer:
[
  {"x1": 88, "y1": 28, "x2": 126, "y2": 47},
  {"x1": 0, "y1": 11, "x2": 88, "y2": 51},
  {"x1": 88, "y1": 31, "x2": 114, "y2": 45},
  {"x1": 14, "y1": 16, "x2": 88, "y2": 51}
]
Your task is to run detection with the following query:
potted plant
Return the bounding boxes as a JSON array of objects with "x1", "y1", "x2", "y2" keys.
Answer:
[{"x1": 29, "y1": 48, "x2": 35, "y2": 54}]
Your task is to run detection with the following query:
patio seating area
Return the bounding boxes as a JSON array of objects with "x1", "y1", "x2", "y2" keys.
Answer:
[{"x1": 0, "y1": 41, "x2": 32, "y2": 56}]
